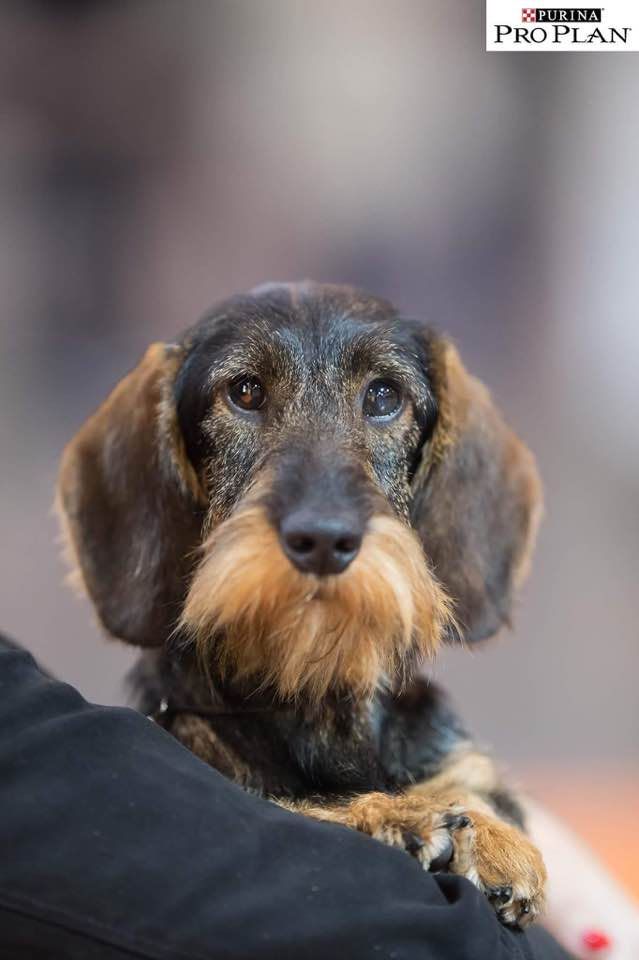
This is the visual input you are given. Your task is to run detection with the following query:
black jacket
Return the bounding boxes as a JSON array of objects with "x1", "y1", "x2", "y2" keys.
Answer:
[{"x1": 0, "y1": 635, "x2": 569, "y2": 960}]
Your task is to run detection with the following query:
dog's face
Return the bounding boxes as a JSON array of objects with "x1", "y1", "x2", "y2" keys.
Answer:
[
  {"x1": 176, "y1": 284, "x2": 434, "y2": 528},
  {"x1": 58, "y1": 282, "x2": 541, "y2": 702}
]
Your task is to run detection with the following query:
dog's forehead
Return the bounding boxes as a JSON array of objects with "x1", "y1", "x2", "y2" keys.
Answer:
[
  {"x1": 186, "y1": 283, "x2": 426, "y2": 378},
  {"x1": 248, "y1": 280, "x2": 397, "y2": 326}
]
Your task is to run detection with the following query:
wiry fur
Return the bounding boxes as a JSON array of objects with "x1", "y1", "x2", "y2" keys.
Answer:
[
  {"x1": 181, "y1": 500, "x2": 454, "y2": 703},
  {"x1": 57, "y1": 281, "x2": 546, "y2": 929}
]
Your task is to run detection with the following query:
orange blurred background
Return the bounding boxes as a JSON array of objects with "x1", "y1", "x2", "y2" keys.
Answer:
[{"x1": 0, "y1": 0, "x2": 637, "y2": 896}]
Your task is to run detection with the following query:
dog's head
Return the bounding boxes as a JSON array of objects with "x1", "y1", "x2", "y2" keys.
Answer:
[{"x1": 58, "y1": 282, "x2": 541, "y2": 702}]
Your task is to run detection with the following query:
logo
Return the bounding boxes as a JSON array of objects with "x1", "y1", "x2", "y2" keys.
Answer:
[
  {"x1": 521, "y1": 7, "x2": 602, "y2": 22},
  {"x1": 486, "y1": 0, "x2": 639, "y2": 51}
]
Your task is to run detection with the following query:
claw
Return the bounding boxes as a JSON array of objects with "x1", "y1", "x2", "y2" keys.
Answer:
[
  {"x1": 443, "y1": 812, "x2": 472, "y2": 831},
  {"x1": 429, "y1": 836, "x2": 454, "y2": 873},
  {"x1": 402, "y1": 831, "x2": 425, "y2": 858},
  {"x1": 489, "y1": 885, "x2": 513, "y2": 905}
]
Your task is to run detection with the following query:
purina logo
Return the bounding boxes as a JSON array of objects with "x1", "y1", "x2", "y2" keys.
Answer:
[
  {"x1": 520, "y1": 7, "x2": 603, "y2": 22},
  {"x1": 486, "y1": 0, "x2": 639, "y2": 50}
]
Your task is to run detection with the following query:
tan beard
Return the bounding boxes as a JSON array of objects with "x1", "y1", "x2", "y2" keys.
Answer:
[{"x1": 180, "y1": 498, "x2": 454, "y2": 703}]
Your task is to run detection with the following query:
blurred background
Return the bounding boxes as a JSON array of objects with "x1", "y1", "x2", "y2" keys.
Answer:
[{"x1": 0, "y1": 0, "x2": 637, "y2": 893}]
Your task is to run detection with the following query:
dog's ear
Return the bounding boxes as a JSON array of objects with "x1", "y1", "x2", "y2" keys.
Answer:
[
  {"x1": 57, "y1": 343, "x2": 205, "y2": 647},
  {"x1": 411, "y1": 340, "x2": 542, "y2": 644}
]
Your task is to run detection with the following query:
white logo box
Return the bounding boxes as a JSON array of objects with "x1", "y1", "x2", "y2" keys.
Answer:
[{"x1": 486, "y1": 0, "x2": 639, "y2": 51}]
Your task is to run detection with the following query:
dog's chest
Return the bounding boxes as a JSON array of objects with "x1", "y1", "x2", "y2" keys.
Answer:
[
  {"x1": 167, "y1": 683, "x2": 467, "y2": 800},
  {"x1": 169, "y1": 701, "x2": 389, "y2": 798},
  {"x1": 136, "y1": 654, "x2": 467, "y2": 800}
]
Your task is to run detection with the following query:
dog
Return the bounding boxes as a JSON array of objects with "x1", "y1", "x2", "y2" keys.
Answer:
[{"x1": 57, "y1": 281, "x2": 546, "y2": 927}]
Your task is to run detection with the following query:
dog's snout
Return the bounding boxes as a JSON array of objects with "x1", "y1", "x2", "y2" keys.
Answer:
[{"x1": 280, "y1": 510, "x2": 363, "y2": 576}]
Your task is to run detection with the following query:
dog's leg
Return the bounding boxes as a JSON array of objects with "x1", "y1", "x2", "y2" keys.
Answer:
[
  {"x1": 406, "y1": 747, "x2": 547, "y2": 927},
  {"x1": 279, "y1": 791, "x2": 471, "y2": 873},
  {"x1": 283, "y1": 767, "x2": 546, "y2": 928},
  {"x1": 169, "y1": 714, "x2": 255, "y2": 787},
  {"x1": 372, "y1": 680, "x2": 546, "y2": 924}
]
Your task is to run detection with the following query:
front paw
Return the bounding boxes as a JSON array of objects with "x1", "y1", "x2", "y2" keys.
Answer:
[
  {"x1": 394, "y1": 793, "x2": 546, "y2": 927},
  {"x1": 451, "y1": 810, "x2": 547, "y2": 928},
  {"x1": 358, "y1": 794, "x2": 470, "y2": 874},
  {"x1": 294, "y1": 791, "x2": 545, "y2": 928}
]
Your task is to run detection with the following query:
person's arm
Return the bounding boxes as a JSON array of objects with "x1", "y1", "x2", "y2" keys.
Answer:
[
  {"x1": 0, "y1": 633, "x2": 568, "y2": 960},
  {"x1": 525, "y1": 799, "x2": 639, "y2": 960}
]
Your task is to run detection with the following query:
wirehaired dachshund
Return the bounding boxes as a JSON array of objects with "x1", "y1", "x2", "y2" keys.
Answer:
[{"x1": 57, "y1": 281, "x2": 546, "y2": 927}]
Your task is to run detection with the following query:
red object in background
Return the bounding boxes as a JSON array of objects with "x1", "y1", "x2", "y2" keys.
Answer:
[{"x1": 582, "y1": 929, "x2": 612, "y2": 952}]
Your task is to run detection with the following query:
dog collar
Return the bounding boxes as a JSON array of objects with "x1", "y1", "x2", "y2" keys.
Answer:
[{"x1": 148, "y1": 697, "x2": 275, "y2": 725}]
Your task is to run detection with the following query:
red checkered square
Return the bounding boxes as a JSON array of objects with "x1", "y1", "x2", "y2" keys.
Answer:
[{"x1": 521, "y1": 7, "x2": 536, "y2": 21}]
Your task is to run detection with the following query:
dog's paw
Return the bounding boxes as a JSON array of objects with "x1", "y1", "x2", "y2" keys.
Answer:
[
  {"x1": 354, "y1": 793, "x2": 469, "y2": 873},
  {"x1": 368, "y1": 794, "x2": 546, "y2": 928},
  {"x1": 291, "y1": 791, "x2": 545, "y2": 927},
  {"x1": 371, "y1": 812, "x2": 469, "y2": 873},
  {"x1": 449, "y1": 809, "x2": 547, "y2": 928}
]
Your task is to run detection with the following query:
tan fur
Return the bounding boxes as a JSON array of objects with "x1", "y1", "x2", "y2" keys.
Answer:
[
  {"x1": 282, "y1": 791, "x2": 444, "y2": 835},
  {"x1": 180, "y1": 497, "x2": 454, "y2": 703},
  {"x1": 414, "y1": 745, "x2": 502, "y2": 797},
  {"x1": 287, "y1": 784, "x2": 545, "y2": 927},
  {"x1": 406, "y1": 750, "x2": 547, "y2": 924},
  {"x1": 466, "y1": 809, "x2": 546, "y2": 907}
]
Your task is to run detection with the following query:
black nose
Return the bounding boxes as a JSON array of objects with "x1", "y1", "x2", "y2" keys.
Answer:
[{"x1": 280, "y1": 510, "x2": 363, "y2": 576}]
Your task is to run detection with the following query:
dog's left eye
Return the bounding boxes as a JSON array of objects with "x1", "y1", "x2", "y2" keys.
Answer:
[
  {"x1": 228, "y1": 376, "x2": 266, "y2": 412},
  {"x1": 363, "y1": 380, "x2": 402, "y2": 419}
]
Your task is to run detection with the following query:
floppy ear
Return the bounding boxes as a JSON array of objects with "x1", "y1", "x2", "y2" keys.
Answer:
[
  {"x1": 57, "y1": 343, "x2": 205, "y2": 647},
  {"x1": 411, "y1": 340, "x2": 542, "y2": 644}
]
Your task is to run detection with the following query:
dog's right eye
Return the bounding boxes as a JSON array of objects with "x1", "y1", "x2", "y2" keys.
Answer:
[
  {"x1": 363, "y1": 379, "x2": 402, "y2": 419},
  {"x1": 228, "y1": 376, "x2": 266, "y2": 412}
]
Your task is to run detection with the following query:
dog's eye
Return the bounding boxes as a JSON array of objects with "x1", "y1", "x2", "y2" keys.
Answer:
[
  {"x1": 228, "y1": 376, "x2": 266, "y2": 412},
  {"x1": 363, "y1": 380, "x2": 402, "y2": 419}
]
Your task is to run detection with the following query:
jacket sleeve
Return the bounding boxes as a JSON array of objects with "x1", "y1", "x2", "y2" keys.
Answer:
[{"x1": 0, "y1": 634, "x2": 570, "y2": 960}]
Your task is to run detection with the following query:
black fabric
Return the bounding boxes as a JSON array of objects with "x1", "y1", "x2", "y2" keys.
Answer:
[{"x1": 0, "y1": 634, "x2": 570, "y2": 960}]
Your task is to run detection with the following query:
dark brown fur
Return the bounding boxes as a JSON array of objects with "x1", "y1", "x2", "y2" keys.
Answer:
[{"x1": 57, "y1": 282, "x2": 545, "y2": 926}]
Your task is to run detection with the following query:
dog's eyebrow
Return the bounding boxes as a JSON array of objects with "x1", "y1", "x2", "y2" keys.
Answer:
[
  {"x1": 346, "y1": 330, "x2": 427, "y2": 384},
  {"x1": 201, "y1": 339, "x2": 285, "y2": 385},
  {"x1": 356, "y1": 347, "x2": 420, "y2": 378},
  {"x1": 195, "y1": 317, "x2": 431, "y2": 396}
]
